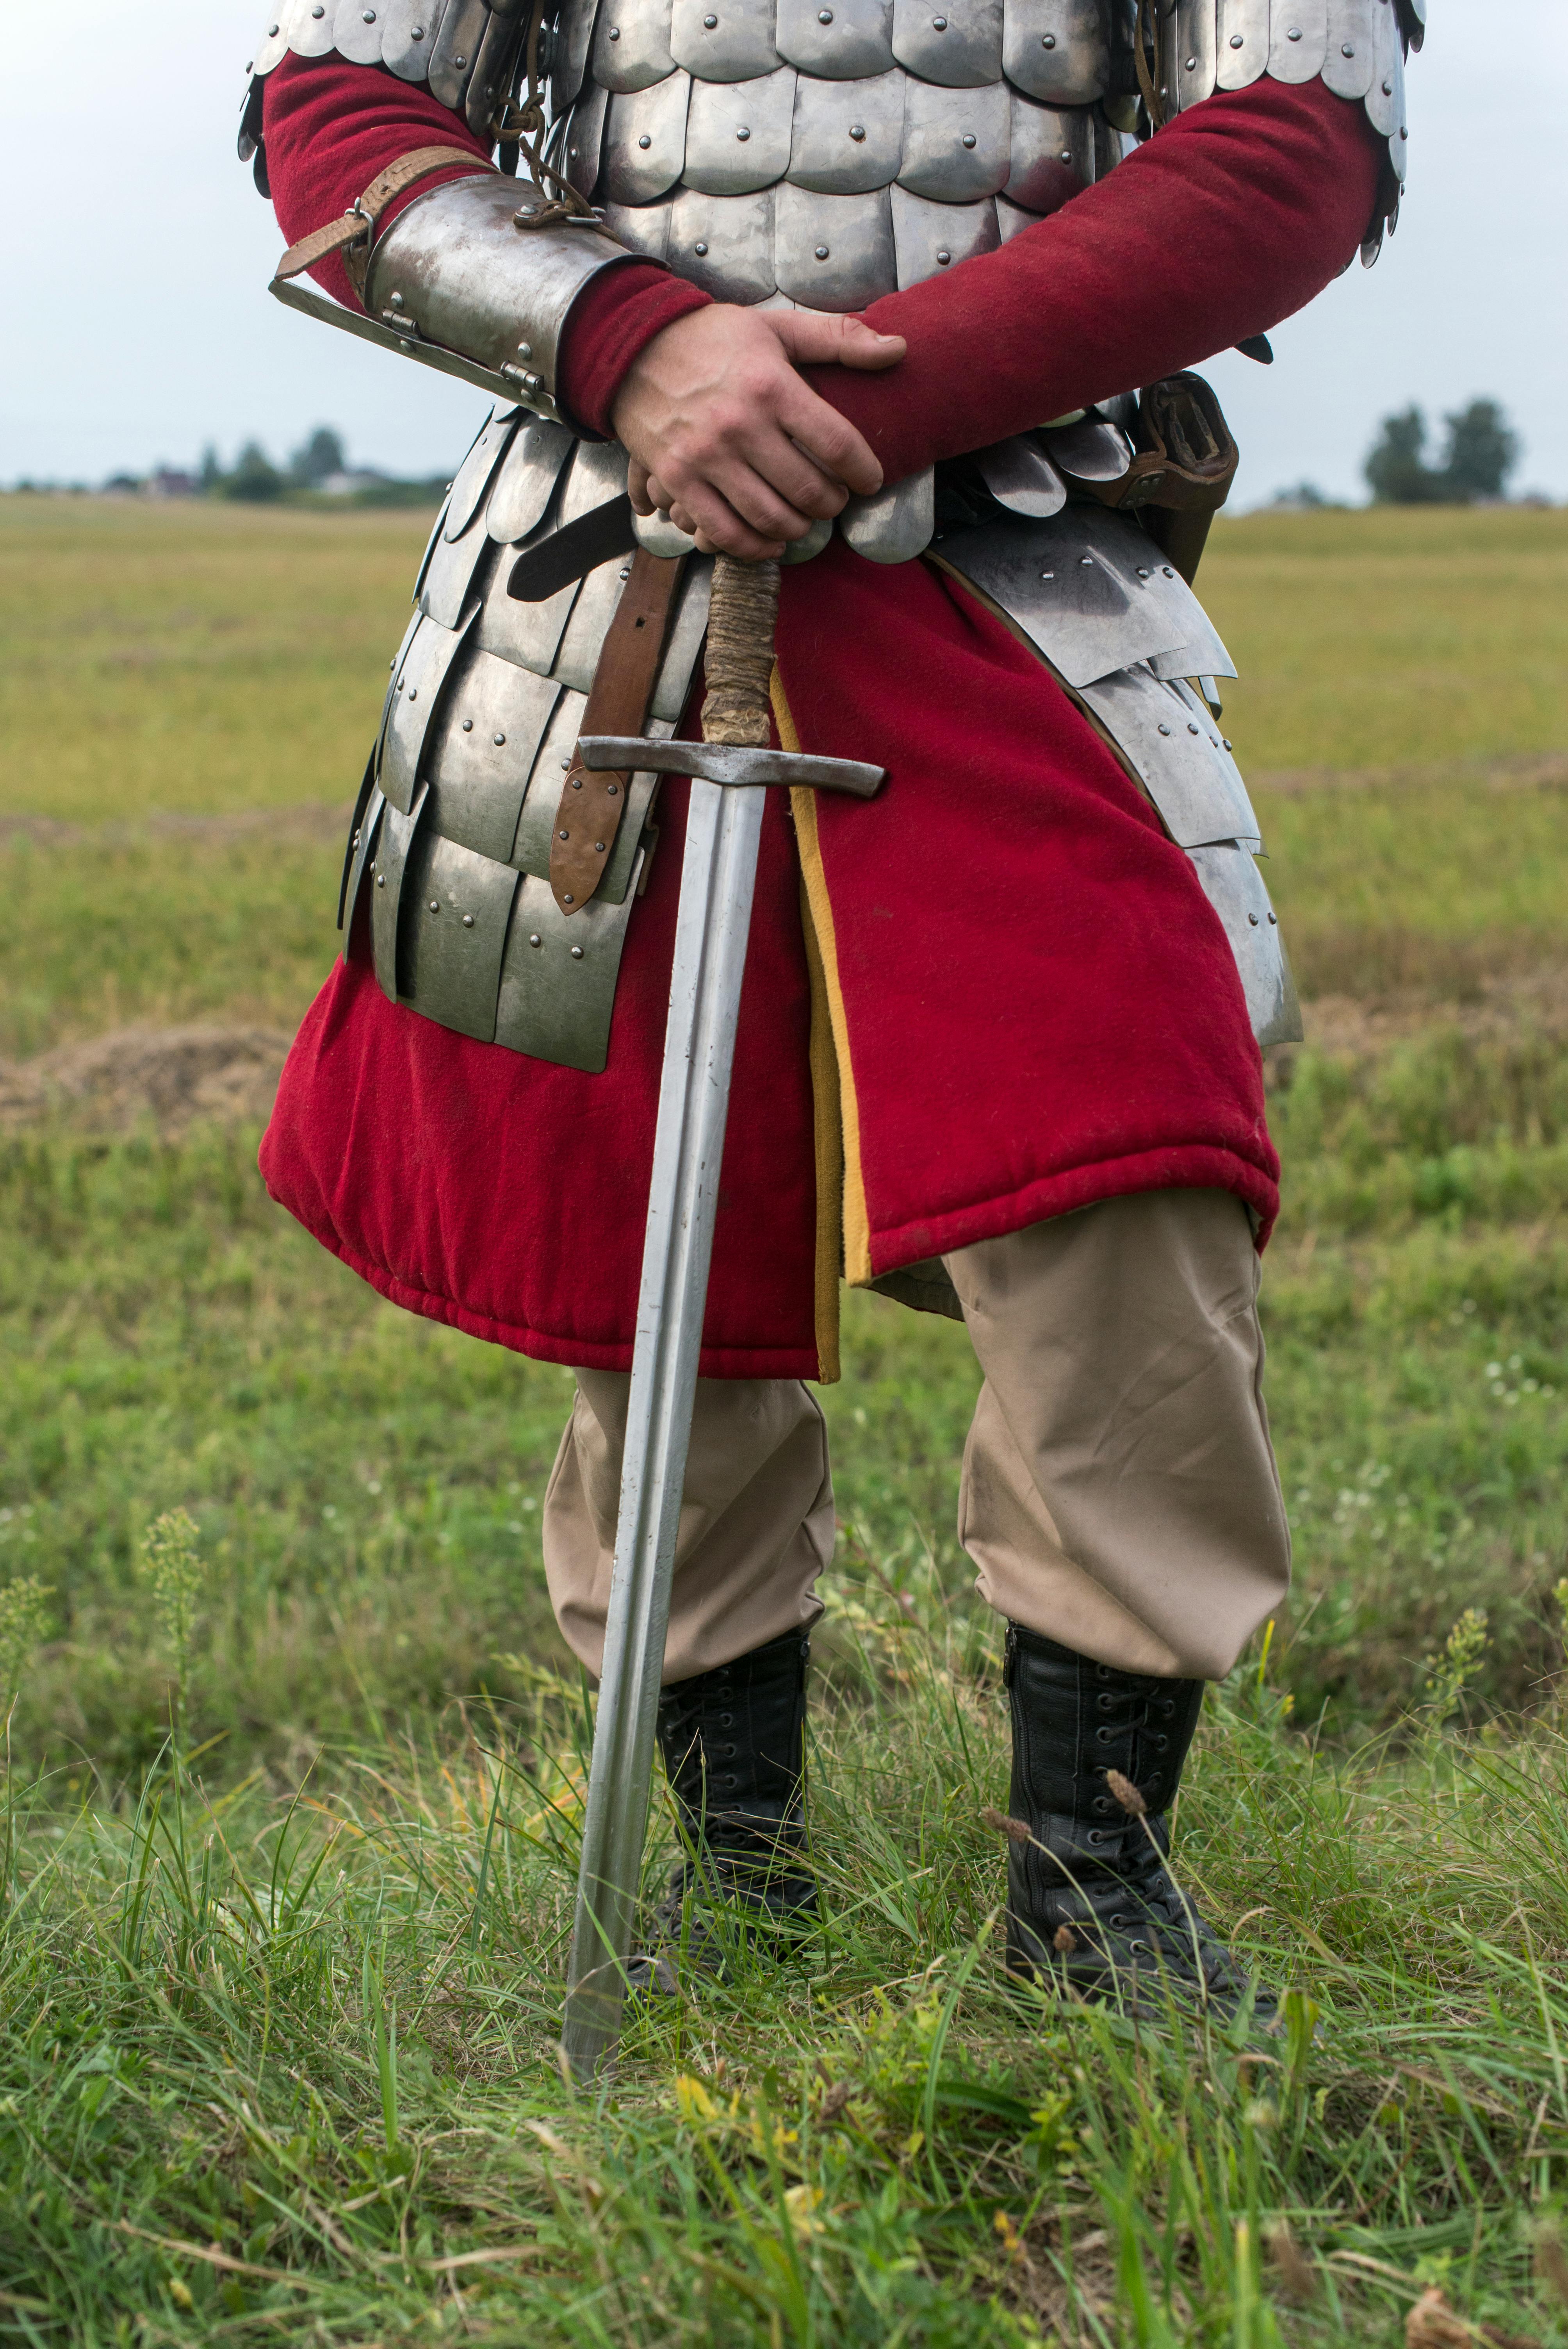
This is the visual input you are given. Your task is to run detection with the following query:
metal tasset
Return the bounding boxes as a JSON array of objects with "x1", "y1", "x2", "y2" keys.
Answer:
[{"x1": 559, "y1": 553, "x2": 882, "y2": 2083}]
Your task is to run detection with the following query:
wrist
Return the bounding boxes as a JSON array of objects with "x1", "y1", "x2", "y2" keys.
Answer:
[{"x1": 560, "y1": 269, "x2": 713, "y2": 441}]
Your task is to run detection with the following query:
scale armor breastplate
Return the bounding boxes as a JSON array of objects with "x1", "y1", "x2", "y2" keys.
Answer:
[{"x1": 241, "y1": 0, "x2": 1419, "y2": 1070}]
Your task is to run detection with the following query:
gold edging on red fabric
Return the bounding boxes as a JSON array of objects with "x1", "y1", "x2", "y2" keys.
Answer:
[
  {"x1": 773, "y1": 668, "x2": 873, "y2": 1306},
  {"x1": 796, "y1": 872, "x2": 843, "y2": 1385}
]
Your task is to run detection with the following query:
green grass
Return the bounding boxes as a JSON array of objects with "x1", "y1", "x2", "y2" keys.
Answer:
[
  {"x1": 2, "y1": 494, "x2": 1568, "y2": 2342},
  {"x1": 4, "y1": 1590, "x2": 1568, "y2": 2345},
  {"x1": 1205, "y1": 503, "x2": 1568, "y2": 777},
  {"x1": 4, "y1": 499, "x2": 1568, "y2": 1048}
]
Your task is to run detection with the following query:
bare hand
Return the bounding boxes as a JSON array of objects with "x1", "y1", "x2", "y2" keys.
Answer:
[{"x1": 611, "y1": 305, "x2": 907, "y2": 560}]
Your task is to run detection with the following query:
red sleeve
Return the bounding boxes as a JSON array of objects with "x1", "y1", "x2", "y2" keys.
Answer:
[
  {"x1": 260, "y1": 51, "x2": 708, "y2": 426},
  {"x1": 560, "y1": 75, "x2": 1381, "y2": 465},
  {"x1": 803, "y1": 77, "x2": 1384, "y2": 483}
]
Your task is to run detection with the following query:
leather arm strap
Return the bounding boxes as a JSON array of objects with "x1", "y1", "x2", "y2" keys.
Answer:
[
  {"x1": 551, "y1": 550, "x2": 688, "y2": 915},
  {"x1": 273, "y1": 146, "x2": 497, "y2": 289}
]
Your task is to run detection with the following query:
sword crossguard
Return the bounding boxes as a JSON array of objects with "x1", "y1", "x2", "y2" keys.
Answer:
[{"x1": 576, "y1": 735, "x2": 885, "y2": 798}]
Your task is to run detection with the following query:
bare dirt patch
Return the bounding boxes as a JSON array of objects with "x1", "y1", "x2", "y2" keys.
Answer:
[
  {"x1": 1253, "y1": 750, "x2": 1568, "y2": 800},
  {"x1": 0, "y1": 804, "x2": 344, "y2": 852},
  {"x1": 0, "y1": 1024, "x2": 291, "y2": 1137}
]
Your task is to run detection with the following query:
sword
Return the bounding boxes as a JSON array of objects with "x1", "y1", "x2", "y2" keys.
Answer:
[{"x1": 559, "y1": 551, "x2": 884, "y2": 2083}]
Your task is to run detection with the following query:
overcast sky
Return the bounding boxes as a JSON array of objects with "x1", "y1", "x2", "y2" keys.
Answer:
[{"x1": 3, "y1": 0, "x2": 1563, "y2": 506}]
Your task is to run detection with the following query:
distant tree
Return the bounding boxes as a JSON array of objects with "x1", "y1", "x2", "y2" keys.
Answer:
[
  {"x1": 1440, "y1": 399, "x2": 1518, "y2": 501},
  {"x1": 289, "y1": 426, "x2": 347, "y2": 487},
  {"x1": 199, "y1": 444, "x2": 224, "y2": 494},
  {"x1": 1364, "y1": 406, "x2": 1445, "y2": 504},
  {"x1": 1270, "y1": 481, "x2": 1329, "y2": 511},
  {"x1": 1365, "y1": 399, "x2": 1522, "y2": 504},
  {"x1": 223, "y1": 441, "x2": 284, "y2": 503}
]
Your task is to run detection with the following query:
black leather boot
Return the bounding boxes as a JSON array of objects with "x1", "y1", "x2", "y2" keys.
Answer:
[
  {"x1": 1003, "y1": 1622, "x2": 1274, "y2": 2026},
  {"x1": 632, "y1": 1626, "x2": 817, "y2": 1983}
]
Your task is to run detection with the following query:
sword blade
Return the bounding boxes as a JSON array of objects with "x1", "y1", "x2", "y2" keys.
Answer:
[{"x1": 560, "y1": 777, "x2": 768, "y2": 2082}]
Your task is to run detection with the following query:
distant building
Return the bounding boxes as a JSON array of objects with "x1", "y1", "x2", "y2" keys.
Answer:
[
  {"x1": 148, "y1": 468, "x2": 198, "y2": 498},
  {"x1": 319, "y1": 468, "x2": 390, "y2": 497}
]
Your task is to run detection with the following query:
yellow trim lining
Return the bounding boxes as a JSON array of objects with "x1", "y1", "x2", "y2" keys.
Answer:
[
  {"x1": 771, "y1": 669, "x2": 875, "y2": 1305},
  {"x1": 796, "y1": 875, "x2": 843, "y2": 1384}
]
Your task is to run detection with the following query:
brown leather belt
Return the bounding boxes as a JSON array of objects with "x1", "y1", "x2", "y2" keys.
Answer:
[
  {"x1": 272, "y1": 146, "x2": 496, "y2": 296},
  {"x1": 550, "y1": 548, "x2": 687, "y2": 915}
]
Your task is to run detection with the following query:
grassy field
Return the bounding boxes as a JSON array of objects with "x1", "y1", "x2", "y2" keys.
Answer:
[{"x1": 2, "y1": 491, "x2": 1568, "y2": 2344}]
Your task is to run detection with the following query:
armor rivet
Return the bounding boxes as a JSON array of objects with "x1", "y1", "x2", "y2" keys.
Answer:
[
  {"x1": 1042, "y1": 30, "x2": 1055, "y2": 45},
  {"x1": 408, "y1": 688, "x2": 417, "y2": 701},
  {"x1": 1286, "y1": 23, "x2": 1301, "y2": 37},
  {"x1": 1382, "y1": 76, "x2": 1393, "y2": 92},
  {"x1": 1060, "y1": 150, "x2": 1072, "y2": 164},
  {"x1": 559, "y1": 829, "x2": 570, "y2": 841},
  {"x1": 463, "y1": 913, "x2": 474, "y2": 927},
  {"x1": 819, "y1": 7, "x2": 832, "y2": 18},
  {"x1": 1187, "y1": 722, "x2": 1201, "y2": 735},
  {"x1": 530, "y1": 932, "x2": 542, "y2": 947},
  {"x1": 695, "y1": 238, "x2": 709, "y2": 252},
  {"x1": 462, "y1": 718, "x2": 474, "y2": 731},
  {"x1": 1040, "y1": 569, "x2": 1053, "y2": 579},
  {"x1": 453, "y1": 52, "x2": 465, "y2": 65},
  {"x1": 1222, "y1": 738, "x2": 1233, "y2": 750},
  {"x1": 412, "y1": 23, "x2": 424, "y2": 35},
  {"x1": 562, "y1": 758, "x2": 572, "y2": 768},
  {"x1": 494, "y1": 732, "x2": 506, "y2": 745},
  {"x1": 563, "y1": 895, "x2": 574, "y2": 905},
  {"x1": 1229, "y1": 30, "x2": 1242, "y2": 43},
  {"x1": 376, "y1": 873, "x2": 386, "y2": 887},
  {"x1": 962, "y1": 132, "x2": 976, "y2": 147},
  {"x1": 703, "y1": 9, "x2": 717, "y2": 20},
  {"x1": 619, "y1": 564, "x2": 632, "y2": 577},
  {"x1": 594, "y1": 842, "x2": 606, "y2": 852},
  {"x1": 848, "y1": 123, "x2": 866, "y2": 140},
  {"x1": 1400, "y1": 125, "x2": 1408, "y2": 137},
  {"x1": 609, "y1": 22, "x2": 620, "y2": 33},
  {"x1": 429, "y1": 899, "x2": 439, "y2": 912},
  {"x1": 1157, "y1": 723, "x2": 1172, "y2": 736},
  {"x1": 638, "y1": 134, "x2": 652, "y2": 148},
  {"x1": 363, "y1": 7, "x2": 376, "y2": 21},
  {"x1": 1185, "y1": 54, "x2": 1196, "y2": 69},
  {"x1": 517, "y1": 340, "x2": 532, "y2": 357},
  {"x1": 1341, "y1": 41, "x2": 1354, "y2": 54},
  {"x1": 571, "y1": 777, "x2": 582, "y2": 789},
  {"x1": 1080, "y1": 555, "x2": 1093, "y2": 566},
  {"x1": 814, "y1": 243, "x2": 830, "y2": 258},
  {"x1": 571, "y1": 945, "x2": 584, "y2": 959},
  {"x1": 268, "y1": 20, "x2": 279, "y2": 31},
  {"x1": 607, "y1": 782, "x2": 619, "y2": 795},
  {"x1": 311, "y1": 4, "x2": 324, "y2": 14},
  {"x1": 389, "y1": 291, "x2": 404, "y2": 307},
  {"x1": 1248, "y1": 912, "x2": 1260, "y2": 926},
  {"x1": 1162, "y1": 565, "x2": 1174, "y2": 577},
  {"x1": 1268, "y1": 911, "x2": 1278, "y2": 925},
  {"x1": 1137, "y1": 566, "x2": 1150, "y2": 577},
  {"x1": 736, "y1": 125, "x2": 751, "y2": 140},
  {"x1": 936, "y1": 248, "x2": 951, "y2": 264},
  {"x1": 932, "y1": 13, "x2": 947, "y2": 25}
]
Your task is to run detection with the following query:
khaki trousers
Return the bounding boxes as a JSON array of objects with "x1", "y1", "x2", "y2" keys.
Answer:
[{"x1": 542, "y1": 1189, "x2": 1290, "y2": 1685}]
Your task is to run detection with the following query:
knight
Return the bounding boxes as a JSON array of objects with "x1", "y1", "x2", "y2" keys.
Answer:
[{"x1": 241, "y1": 0, "x2": 1417, "y2": 2019}]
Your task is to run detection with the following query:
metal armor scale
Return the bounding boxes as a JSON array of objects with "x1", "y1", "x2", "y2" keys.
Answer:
[{"x1": 242, "y1": 0, "x2": 1420, "y2": 1070}]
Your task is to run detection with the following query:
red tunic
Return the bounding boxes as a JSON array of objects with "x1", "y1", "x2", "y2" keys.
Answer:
[{"x1": 255, "y1": 58, "x2": 1379, "y2": 1378}]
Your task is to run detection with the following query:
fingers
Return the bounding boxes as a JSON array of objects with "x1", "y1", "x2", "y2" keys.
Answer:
[
  {"x1": 763, "y1": 309, "x2": 907, "y2": 372},
  {"x1": 627, "y1": 457, "x2": 656, "y2": 517},
  {"x1": 773, "y1": 376, "x2": 886, "y2": 497},
  {"x1": 660, "y1": 476, "x2": 786, "y2": 561}
]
